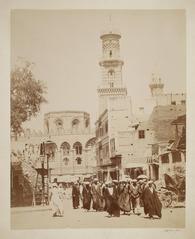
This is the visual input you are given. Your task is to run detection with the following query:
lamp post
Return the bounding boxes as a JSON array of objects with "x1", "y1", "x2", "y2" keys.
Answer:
[
  {"x1": 46, "y1": 153, "x2": 50, "y2": 203},
  {"x1": 40, "y1": 141, "x2": 51, "y2": 205},
  {"x1": 40, "y1": 142, "x2": 45, "y2": 205},
  {"x1": 44, "y1": 141, "x2": 52, "y2": 205},
  {"x1": 41, "y1": 154, "x2": 46, "y2": 205}
]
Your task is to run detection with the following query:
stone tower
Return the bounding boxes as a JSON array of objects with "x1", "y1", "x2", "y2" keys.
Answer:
[
  {"x1": 97, "y1": 31, "x2": 128, "y2": 115},
  {"x1": 149, "y1": 73, "x2": 164, "y2": 97}
]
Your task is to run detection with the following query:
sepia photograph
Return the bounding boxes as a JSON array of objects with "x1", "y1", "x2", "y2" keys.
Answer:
[{"x1": 9, "y1": 9, "x2": 187, "y2": 230}]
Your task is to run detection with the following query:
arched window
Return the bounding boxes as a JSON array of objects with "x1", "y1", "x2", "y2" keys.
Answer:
[
  {"x1": 63, "y1": 157, "x2": 69, "y2": 166},
  {"x1": 55, "y1": 118, "x2": 63, "y2": 134},
  {"x1": 73, "y1": 142, "x2": 82, "y2": 155},
  {"x1": 55, "y1": 118, "x2": 63, "y2": 129},
  {"x1": 76, "y1": 157, "x2": 82, "y2": 165},
  {"x1": 72, "y1": 119, "x2": 80, "y2": 132},
  {"x1": 60, "y1": 142, "x2": 70, "y2": 156},
  {"x1": 108, "y1": 69, "x2": 115, "y2": 82}
]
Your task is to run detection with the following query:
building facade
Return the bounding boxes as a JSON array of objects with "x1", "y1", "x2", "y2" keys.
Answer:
[
  {"x1": 42, "y1": 111, "x2": 96, "y2": 181},
  {"x1": 11, "y1": 111, "x2": 97, "y2": 184}
]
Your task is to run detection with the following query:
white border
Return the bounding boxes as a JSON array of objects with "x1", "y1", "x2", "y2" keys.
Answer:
[{"x1": 0, "y1": 0, "x2": 195, "y2": 239}]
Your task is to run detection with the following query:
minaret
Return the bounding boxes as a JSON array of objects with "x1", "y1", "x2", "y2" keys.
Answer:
[
  {"x1": 97, "y1": 31, "x2": 127, "y2": 115},
  {"x1": 149, "y1": 73, "x2": 164, "y2": 97}
]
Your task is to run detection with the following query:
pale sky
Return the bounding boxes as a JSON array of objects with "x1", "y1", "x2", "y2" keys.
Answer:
[{"x1": 11, "y1": 10, "x2": 186, "y2": 130}]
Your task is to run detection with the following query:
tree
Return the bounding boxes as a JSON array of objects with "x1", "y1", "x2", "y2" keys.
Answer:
[{"x1": 11, "y1": 61, "x2": 47, "y2": 137}]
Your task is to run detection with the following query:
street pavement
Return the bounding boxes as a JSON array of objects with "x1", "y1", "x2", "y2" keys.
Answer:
[{"x1": 11, "y1": 198, "x2": 185, "y2": 229}]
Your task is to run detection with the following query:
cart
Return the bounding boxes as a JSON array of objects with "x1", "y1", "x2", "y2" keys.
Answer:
[{"x1": 158, "y1": 173, "x2": 185, "y2": 208}]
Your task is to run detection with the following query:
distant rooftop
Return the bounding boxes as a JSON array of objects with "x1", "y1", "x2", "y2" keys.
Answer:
[
  {"x1": 44, "y1": 110, "x2": 90, "y2": 117},
  {"x1": 147, "y1": 105, "x2": 186, "y2": 142}
]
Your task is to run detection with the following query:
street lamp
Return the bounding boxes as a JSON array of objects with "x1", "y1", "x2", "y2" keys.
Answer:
[
  {"x1": 40, "y1": 142, "x2": 46, "y2": 205},
  {"x1": 40, "y1": 141, "x2": 51, "y2": 205}
]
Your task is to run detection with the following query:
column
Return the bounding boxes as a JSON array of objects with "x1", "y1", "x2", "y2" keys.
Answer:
[
  {"x1": 71, "y1": 149, "x2": 76, "y2": 175},
  {"x1": 56, "y1": 150, "x2": 61, "y2": 175}
]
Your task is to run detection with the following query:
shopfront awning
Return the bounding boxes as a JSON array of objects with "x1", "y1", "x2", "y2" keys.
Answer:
[{"x1": 124, "y1": 163, "x2": 147, "y2": 169}]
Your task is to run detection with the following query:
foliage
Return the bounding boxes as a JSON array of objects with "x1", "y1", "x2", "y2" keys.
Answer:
[{"x1": 11, "y1": 61, "x2": 47, "y2": 136}]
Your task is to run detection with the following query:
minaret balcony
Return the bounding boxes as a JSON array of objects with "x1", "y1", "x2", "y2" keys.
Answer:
[
  {"x1": 97, "y1": 87, "x2": 127, "y2": 95},
  {"x1": 99, "y1": 58, "x2": 124, "y2": 67}
]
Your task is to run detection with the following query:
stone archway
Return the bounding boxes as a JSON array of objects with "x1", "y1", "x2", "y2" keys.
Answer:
[{"x1": 85, "y1": 137, "x2": 97, "y2": 148}]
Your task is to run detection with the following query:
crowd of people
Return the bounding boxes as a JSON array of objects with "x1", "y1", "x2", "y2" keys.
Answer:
[{"x1": 49, "y1": 176, "x2": 162, "y2": 220}]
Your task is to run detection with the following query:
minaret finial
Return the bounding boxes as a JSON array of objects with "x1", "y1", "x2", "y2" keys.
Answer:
[{"x1": 108, "y1": 14, "x2": 112, "y2": 33}]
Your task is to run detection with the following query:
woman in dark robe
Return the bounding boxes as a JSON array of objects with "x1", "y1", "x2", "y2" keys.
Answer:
[
  {"x1": 105, "y1": 182, "x2": 120, "y2": 217},
  {"x1": 102, "y1": 182, "x2": 108, "y2": 211},
  {"x1": 118, "y1": 183, "x2": 131, "y2": 215},
  {"x1": 82, "y1": 182, "x2": 92, "y2": 211},
  {"x1": 138, "y1": 179, "x2": 147, "y2": 207},
  {"x1": 142, "y1": 181, "x2": 162, "y2": 219},
  {"x1": 72, "y1": 182, "x2": 80, "y2": 209},
  {"x1": 91, "y1": 179, "x2": 102, "y2": 211}
]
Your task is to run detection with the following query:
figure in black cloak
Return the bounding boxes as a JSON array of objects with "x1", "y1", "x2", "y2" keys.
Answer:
[
  {"x1": 102, "y1": 182, "x2": 108, "y2": 211},
  {"x1": 138, "y1": 179, "x2": 147, "y2": 207},
  {"x1": 91, "y1": 179, "x2": 102, "y2": 211},
  {"x1": 82, "y1": 182, "x2": 92, "y2": 211},
  {"x1": 118, "y1": 182, "x2": 131, "y2": 215},
  {"x1": 72, "y1": 182, "x2": 80, "y2": 209},
  {"x1": 105, "y1": 181, "x2": 120, "y2": 217},
  {"x1": 142, "y1": 180, "x2": 162, "y2": 219}
]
